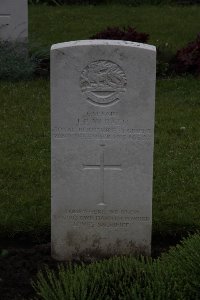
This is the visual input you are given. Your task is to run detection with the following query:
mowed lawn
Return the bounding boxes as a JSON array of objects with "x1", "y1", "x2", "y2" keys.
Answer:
[
  {"x1": 0, "y1": 77, "x2": 200, "y2": 240},
  {"x1": 0, "y1": 4, "x2": 200, "y2": 241},
  {"x1": 29, "y1": 5, "x2": 200, "y2": 53}
]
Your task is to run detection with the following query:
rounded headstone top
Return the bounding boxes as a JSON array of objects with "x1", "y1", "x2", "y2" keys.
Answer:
[{"x1": 51, "y1": 40, "x2": 156, "y2": 52}]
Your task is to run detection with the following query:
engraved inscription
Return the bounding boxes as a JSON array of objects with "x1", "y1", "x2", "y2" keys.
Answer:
[
  {"x1": 53, "y1": 126, "x2": 151, "y2": 141},
  {"x1": 53, "y1": 111, "x2": 152, "y2": 141},
  {"x1": 52, "y1": 209, "x2": 150, "y2": 229},
  {"x1": 83, "y1": 145, "x2": 121, "y2": 206},
  {"x1": 80, "y1": 60, "x2": 127, "y2": 106},
  {"x1": 78, "y1": 111, "x2": 128, "y2": 126}
]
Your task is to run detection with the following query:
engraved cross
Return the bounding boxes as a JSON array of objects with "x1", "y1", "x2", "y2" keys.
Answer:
[{"x1": 83, "y1": 144, "x2": 122, "y2": 206}]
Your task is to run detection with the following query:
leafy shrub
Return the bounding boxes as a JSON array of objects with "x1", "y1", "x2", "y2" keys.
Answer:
[
  {"x1": 173, "y1": 33, "x2": 200, "y2": 75},
  {"x1": 91, "y1": 26, "x2": 149, "y2": 43},
  {"x1": 33, "y1": 233, "x2": 200, "y2": 300},
  {"x1": 32, "y1": 48, "x2": 50, "y2": 77},
  {"x1": 0, "y1": 42, "x2": 36, "y2": 81},
  {"x1": 161, "y1": 233, "x2": 200, "y2": 299}
]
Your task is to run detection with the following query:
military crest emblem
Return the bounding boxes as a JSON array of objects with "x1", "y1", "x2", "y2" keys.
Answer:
[{"x1": 80, "y1": 60, "x2": 127, "y2": 106}]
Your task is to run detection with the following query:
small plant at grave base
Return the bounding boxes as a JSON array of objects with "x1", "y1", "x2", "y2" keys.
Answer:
[
  {"x1": 172, "y1": 33, "x2": 200, "y2": 75},
  {"x1": 32, "y1": 233, "x2": 200, "y2": 300},
  {"x1": 90, "y1": 26, "x2": 149, "y2": 43},
  {"x1": 31, "y1": 48, "x2": 50, "y2": 77},
  {"x1": 0, "y1": 41, "x2": 36, "y2": 81}
]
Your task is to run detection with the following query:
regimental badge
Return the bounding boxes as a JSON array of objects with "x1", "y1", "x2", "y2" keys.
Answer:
[{"x1": 80, "y1": 60, "x2": 127, "y2": 106}]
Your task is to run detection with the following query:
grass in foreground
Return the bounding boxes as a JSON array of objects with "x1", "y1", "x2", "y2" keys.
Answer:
[
  {"x1": 33, "y1": 233, "x2": 200, "y2": 300},
  {"x1": 29, "y1": 4, "x2": 200, "y2": 53},
  {"x1": 0, "y1": 77, "x2": 200, "y2": 239}
]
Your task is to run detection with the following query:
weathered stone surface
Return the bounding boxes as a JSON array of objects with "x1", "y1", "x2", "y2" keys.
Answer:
[
  {"x1": 51, "y1": 40, "x2": 156, "y2": 261},
  {"x1": 0, "y1": 0, "x2": 28, "y2": 42}
]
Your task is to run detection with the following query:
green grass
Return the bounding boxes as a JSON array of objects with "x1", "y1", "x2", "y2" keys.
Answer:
[
  {"x1": 29, "y1": 4, "x2": 200, "y2": 53},
  {"x1": 154, "y1": 77, "x2": 200, "y2": 235},
  {"x1": 0, "y1": 77, "x2": 200, "y2": 239},
  {"x1": 0, "y1": 80, "x2": 50, "y2": 238}
]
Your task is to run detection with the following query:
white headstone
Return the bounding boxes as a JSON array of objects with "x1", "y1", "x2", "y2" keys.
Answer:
[
  {"x1": 0, "y1": 0, "x2": 28, "y2": 42},
  {"x1": 51, "y1": 40, "x2": 156, "y2": 261}
]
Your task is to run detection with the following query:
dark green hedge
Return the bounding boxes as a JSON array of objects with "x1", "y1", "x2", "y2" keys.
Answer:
[{"x1": 33, "y1": 233, "x2": 200, "y2": 300}]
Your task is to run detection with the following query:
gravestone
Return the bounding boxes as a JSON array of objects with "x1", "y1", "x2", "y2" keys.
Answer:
[
  {"x1": 51, "y1": 40, "x2": 156, "y2": 261},
  {"x1": 0, "y1": 0, "x2": 28, "y2": 42}
]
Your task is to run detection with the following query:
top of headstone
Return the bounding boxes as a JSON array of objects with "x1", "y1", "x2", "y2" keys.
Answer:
[{"x1": 51, "y1": 40, "x2": 156, "y2": 52}]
